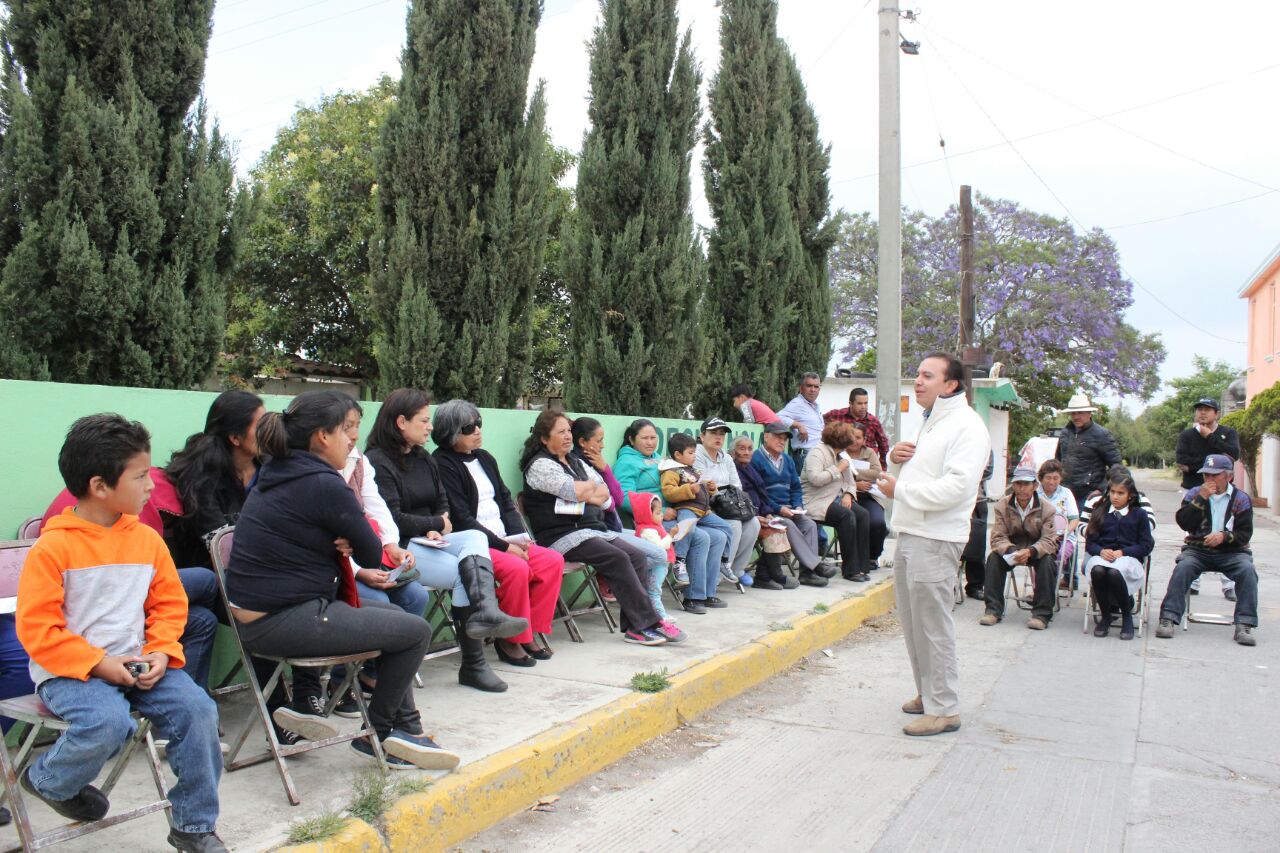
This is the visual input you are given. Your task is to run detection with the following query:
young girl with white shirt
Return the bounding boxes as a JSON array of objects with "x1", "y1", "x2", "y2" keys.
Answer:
[{"x1": 1083, "y1": 473, "x2": 1155, "y2": 640}]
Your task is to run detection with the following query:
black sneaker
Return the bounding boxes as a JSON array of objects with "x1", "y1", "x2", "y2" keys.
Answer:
[
  {"x1": 754, "y1": 577, "x2": 784, "y2": 590},
  {"x1": 0, "y1": 805, "x2": 10, "y2": 826},
  {"x1": 272, "y1": 693, "x2": 339, "y2": 742},
  {"x1": 351, "y1": 737, "x2": 416, "y2": 770},
  {"x1": 167, "y1": 828, "x2": 229, "y2": 852},
  {"x1": 682, "y1": 598, "x2": 708, "y2": 615},
  {"x1": 271, "y1": 722, "x2": 304, "y2": 747},
  {"x1": 814, "y1": 561, "x2": 840, "y2": 579},
  {"x1": 21, "y1": 767, "x2": 108, "y2": 822},
  {"x1": 779, "y1": 576, "x2": 800, "y2": 589},
  {"x1": 798, "y1": 570, "x2": 828, "y2": 588},
  {"x1": 703, "y1": 596, "x2": 728, "y2": 609},
  {"x1": 331, "y1": 690, "x2": 363, "y2": 719}
]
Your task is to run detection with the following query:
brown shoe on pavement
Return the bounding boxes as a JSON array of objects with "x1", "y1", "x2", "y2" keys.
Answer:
[
  {"x1": 901, "y1": 695, "x2": 923, "y2": 715},
  {"x1": 903, "y1": 714, "x2": 961, "y2": 737},
  {"x1": 1026, "y1": 616, "x2": 1047, "y2": 630},
  {"x1": 979, "y1": 613, "x2": 1000, "y2": 626}
]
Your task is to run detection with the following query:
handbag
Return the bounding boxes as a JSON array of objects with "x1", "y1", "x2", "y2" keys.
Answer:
[{"x1": 711, "y1": 485, "x2": 756, "y2": 521}]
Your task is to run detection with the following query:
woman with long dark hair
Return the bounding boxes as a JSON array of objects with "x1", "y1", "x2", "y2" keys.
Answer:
[
  {"x1": 366, "y1": 390, "x2": 527, "y2": 693},
  {"x1": 227, "y1": 390, "x2": 459, "y2": 771},
  {"x1": 432, "y1": 399, "x2": 565, "y2": 678},
  {"x1": 521, "y1": 411, "x2": 682, "y2": 646}
]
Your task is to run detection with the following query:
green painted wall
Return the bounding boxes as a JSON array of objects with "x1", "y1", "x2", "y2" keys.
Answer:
[{"x1": 1, "y1": 379, "x2": 761, "y2": 537}]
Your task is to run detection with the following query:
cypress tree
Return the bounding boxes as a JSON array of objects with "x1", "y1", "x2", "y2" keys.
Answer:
[
  {"x1": 699, "y1": 0, "x2": 805, "y2": 415},
  {"x1": 0, "y1": 2, "x2": 246, "y2": 387},
  {"x1": 373, "y1": 0, "x2": 552, "y2": 404},
  {"x1": 562, "y1": 0, "x2": 705, "y2": 418},
  {"x1": 779, "y1": 52, "x2": 837, "y2": 387}
]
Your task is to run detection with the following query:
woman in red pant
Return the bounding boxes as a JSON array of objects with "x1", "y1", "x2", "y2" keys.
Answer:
[{"x1": 432, "y1": 399, "x2": 565, "y2": 667}]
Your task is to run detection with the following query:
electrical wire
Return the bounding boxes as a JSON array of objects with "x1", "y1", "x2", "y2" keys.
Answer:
[
  {"x1": 213, "y1": 0, "x2": 345, "y2": 39},
  {"x1": 212, "y1": 0, "x2": 400, "y2": 56},
  {"x1": 917, "y1": 39, "x2": 955, "y2": 200},
  {"x1": 801, "y1": 0, "x2": 875, "y2": 75},
  {"x1": 927, "y1": 38, "x2": 1246, "y2": 346},
  {"x1": 1103, "y1": 189, "x2": 1279, "y2": 230}
]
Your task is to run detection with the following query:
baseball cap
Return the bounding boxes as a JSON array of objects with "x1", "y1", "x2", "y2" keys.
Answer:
[
  {"x1": 700, "y1": 416, "x2": 730, "y2": 434},
  {"x1": 1193, "y1": 397, "x2": 1219, "y2": 411},
  {"x1": 1010, "y1": 466, "x2": 1038, "y2": 483},
  {"x1": 762, "y1": 421, "x2": 791, "y2": 434},
  {"x1": 1197, "y1": 454, "x2": 1233, "y2": 474}
]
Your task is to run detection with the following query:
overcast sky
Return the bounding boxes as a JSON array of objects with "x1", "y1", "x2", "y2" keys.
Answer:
[{"x1": 203, "y1": 0, "x2": 1280, "y2": 409}]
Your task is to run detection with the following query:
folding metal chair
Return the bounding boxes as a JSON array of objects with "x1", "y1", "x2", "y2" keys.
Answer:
[
  {"x1": 0, "y1": 540, "x2": 171, "y2": 852},
  {"x1": 1182, "y1": 570, "x2": 1236, "y2": 630},
  {"x1": 207, "y1": 527, "x2": 387, "y2": 806},
  {"x1": 15, "y1": 517, "x2": 41, "y2": 539},
  {"x1": 421, "y1": 589, "x2": 460, "y2": 661},
  {"x1": 1081, "y1": 555, "x2": 1151, "y2": 636},
  {"x1": 515, "y1": 495, "x2": 616, "y2": 642}
]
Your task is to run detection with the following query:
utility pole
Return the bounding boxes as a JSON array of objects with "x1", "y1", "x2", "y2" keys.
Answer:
[
  {"x1": 959, "y1": 185, "x2": 975, "y2": 403},
  {"x1": 876, "y1": 1, "x2": 903, "y2": 447}
]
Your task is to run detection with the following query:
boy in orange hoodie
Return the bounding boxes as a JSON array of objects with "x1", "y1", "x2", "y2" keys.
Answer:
[{"x1": 17, "y1": 415, "x2": 225, "y2": 852}]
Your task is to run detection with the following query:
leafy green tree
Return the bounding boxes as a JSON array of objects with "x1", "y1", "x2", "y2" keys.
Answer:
[
  {"x1": 528, "y1": 143, "x2": 576, "y2": 396},
  {"x1": 0, "y1": 1, "x2": 247, "y2": 387},
  {"x1": 563, "y1": 0, "x2": 706, "y2": 417},
  {"x1": 778, "y1": 54, "x2": 836, "y2": 387},
  {"x1": 373, "y1": 0, "x2": 552, "y2": 404},
  {"x1": 698, "y1": 0, "x2": 806, "y2": 415},
  {"x1": 226, "y1": 78, "x2": 396, "y2": 390},
  {"x1": 1140, "y1": 356, "x2": 1241, "y2": 462}
]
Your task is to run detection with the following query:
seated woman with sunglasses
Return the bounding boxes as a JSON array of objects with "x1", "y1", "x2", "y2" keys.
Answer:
[
  {"x1": 432, "y1": 400, "x2": 566, "y2": 674},
  {"x1": 520, "y1": 411, "x2": 683, "y2": 646},
  {"x1": 366, "y1": 390, "x2": 527, "y2": 694}
]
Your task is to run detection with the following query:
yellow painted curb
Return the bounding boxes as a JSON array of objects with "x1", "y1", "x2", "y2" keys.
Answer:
[
  {"x1": 376, "y1": 581, "x2": 896, "y2": 852},
  {"x1": 278, "y1": 817, "x2": 387, "y2": 853}
]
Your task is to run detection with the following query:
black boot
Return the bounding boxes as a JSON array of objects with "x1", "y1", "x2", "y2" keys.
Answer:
[
  {"x1": 457, "y1": 555, "x2": 529, "y2": 640},
  {"x1": 453, "y1": 606, "x2": 508, "y2": 693},
  {"x1": 1119, "y1": 598, "x2": 1135, "y2": 640}
]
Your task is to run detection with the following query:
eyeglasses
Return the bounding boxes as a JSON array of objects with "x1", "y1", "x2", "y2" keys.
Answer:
[{"x1": 460, "y1": 419, "x2": 483, "y2": 436}]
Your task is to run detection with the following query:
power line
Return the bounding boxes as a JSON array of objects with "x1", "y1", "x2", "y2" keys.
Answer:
[
  {"x1": 917, "y1": 43, "x2": 955, "y2": 200},
  {"x1": 1103, "y1": 189, "x2": 1279, "y2": 230},
  {"x1": 212, "y1": 0, "x2": 399, "y2": 56},
  {"x1": 213, "y1": 0, "x2": 345, "y2": 40},
  {"x1": 926, "y1": 38, "x2": 1246, "y2": 346},
  {"x1": 801, "y1": 0, "x2": 874, "y2": 75}
]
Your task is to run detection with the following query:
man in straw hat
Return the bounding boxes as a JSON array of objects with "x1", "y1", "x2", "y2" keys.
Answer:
[{"x1": 1054, "y1": 392, "x2": 1121, "y2": 504}]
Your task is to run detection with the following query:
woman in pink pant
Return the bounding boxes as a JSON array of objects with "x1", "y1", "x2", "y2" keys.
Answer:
[{"x1": 431, "y1": 399, "x2": 564, "y2": 668}]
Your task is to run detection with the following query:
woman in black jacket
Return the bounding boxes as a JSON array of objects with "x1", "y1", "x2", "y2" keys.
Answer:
[
  {"x1": 432, "y1": 399, "x2": 565, "y2": 672},
  {"x1": 227, "y1": 390, "x2": 458, "y2": 771},
  {"x1": 365, "y1": 389, "x2": 526, "y2": 693}
]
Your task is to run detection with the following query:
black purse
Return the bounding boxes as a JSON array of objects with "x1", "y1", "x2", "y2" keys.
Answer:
[{"x1": 711, "y1": 485, "x2": 756, "y2": 521}]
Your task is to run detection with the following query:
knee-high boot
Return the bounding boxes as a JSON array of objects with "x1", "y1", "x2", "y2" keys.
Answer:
[
  {"x1": 452, "y1": 606, "x2": 508, "y2": 693},
  {"x1": 457, "y1": 555, "x2": 529, "y2": 639}
]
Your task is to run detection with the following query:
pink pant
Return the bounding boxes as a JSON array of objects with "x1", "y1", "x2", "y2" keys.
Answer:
[{"x1": 490, "y1": 545, "x2": 565, "y2": 644}]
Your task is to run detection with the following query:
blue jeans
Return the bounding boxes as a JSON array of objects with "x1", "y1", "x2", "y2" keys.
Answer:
[
  {"x1": 356, "y1": 579, "x2": 431, "y2": 616},
  {"x1": 674, "y1": 513, "x2": 727, "y2": 600},
  {"x1": 678, "y1": 509, "x2": 734, "y2": 563},
  {"x1": 407, "y1": 529, "x2": 489, "y2": 606},
  {"x1": 0, "y1": 615, "x2": 34, "y2": 733},
  {"x1": 177, "y1": 568, "x2": 219, "y2": 692},
  {"x1": 1159, "y1": 548, "x2": 1259, "y2": 626},
  {"x1": 33, "y1": 669, "x2": 221, "y2": 833},
  {"x1": 625, "y1": 531, "x2": 670, "y2": 620}
]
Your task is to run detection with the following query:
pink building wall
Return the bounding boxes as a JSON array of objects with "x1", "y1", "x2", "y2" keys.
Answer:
[{"x1": 1241, "y1": 242, "x2": 1280, "y2": 403}]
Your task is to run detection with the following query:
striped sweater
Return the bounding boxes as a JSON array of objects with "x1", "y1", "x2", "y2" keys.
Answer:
[{"x1": 17, "y1": 507, "x2": 188, "y2": 687}]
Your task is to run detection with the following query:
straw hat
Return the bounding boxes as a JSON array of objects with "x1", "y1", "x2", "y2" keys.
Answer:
[{"x1": 1062, "y1": 393, "x2": 1098, "y2": 413}]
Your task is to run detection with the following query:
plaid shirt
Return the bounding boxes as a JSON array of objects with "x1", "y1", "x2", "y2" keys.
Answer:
[{"x1": 822, "y1": 407, "x2": 890, "y2": 467}]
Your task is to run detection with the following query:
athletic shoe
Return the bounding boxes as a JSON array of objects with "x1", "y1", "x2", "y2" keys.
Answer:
[
  {"x1": 350, "y1": 737, "x2": 416, "y2": 770},
  {"x1": 382, "y1": 729, "x2": 462, "y2": 770},
  {"x1": 597, "y1": 578, "x2": 616, "y2": 603},
  {"x1": 623, "y1": 627, "x2": 667, "y2": 646},
  {"x1": 331, "y1": 689, "x2": 363, "y2": 719},
  {"x1": 167, "y1": 829, "x2": 229, "y2": 852},
  {"x1": 655, "y1": 620, "x2": 686, "y2": 643},
  {"x1": 672, "y1": 559, "x2": 690, "y2": 588},
  {"x1": 681, "y1": 598, "x2": 707, "y2": 615},
  {"x1": 1155, "y1": 619, "x2": 1175, "y2": 639},
  {"x1": 1234, "y1": 624, "x2": 1257, "y2": 646},
  {"x1": 797, "y1": 570, "x2": 828, "y2": 588},
  {"x1": 273, "y1": 693, "x2": 339, "y2": 742},
  {"x1": 719, "y1": 560, "x2": 737, "y2": 582},
  {"x1": 814, "y1": 561, "x2": 840, "y2": 579},
  {"x1": 703, "y1": 596, "x2": 728, "y2": 609},
  {"x1": 738, "y1": 572, "x2": 753, "y2": 587}
]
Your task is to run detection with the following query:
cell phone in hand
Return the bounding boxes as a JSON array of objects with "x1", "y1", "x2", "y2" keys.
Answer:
[{"x1": 124, "y1": 661, "x2": 150, "y2": 678}]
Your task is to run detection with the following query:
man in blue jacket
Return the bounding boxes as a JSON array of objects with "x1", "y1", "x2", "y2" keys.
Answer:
[{"x1": 750, "y1": 422, "x2": 835, "y2": 587}]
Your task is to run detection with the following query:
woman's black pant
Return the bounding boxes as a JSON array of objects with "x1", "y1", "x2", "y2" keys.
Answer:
[
  {"x1": 856, "y1": 493, "x2": 888, "y2": 561},
  {"x1": 823, "y1": 498, "x2": 870, "y2": 576},
  {"x1": 565, "y1": 535, "x2": 661, "y2": 633},
  {"x1": 1091, "y1": 565, "x2": 1132, "y2": 617}
]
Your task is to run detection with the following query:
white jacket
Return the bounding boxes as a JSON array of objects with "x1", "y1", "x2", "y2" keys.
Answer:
[{"x1": 889, "y1": 392, "x2": 991, "y2": 544}]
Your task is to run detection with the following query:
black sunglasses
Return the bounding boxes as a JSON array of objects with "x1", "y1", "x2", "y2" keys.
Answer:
[{"x1": 460, "y1": 418, "x2": 483, "y2": 435}]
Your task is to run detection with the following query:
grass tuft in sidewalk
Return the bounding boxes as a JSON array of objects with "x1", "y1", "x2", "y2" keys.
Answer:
[
  {"x1": 286, "y1": 810, "x2": 347, "y2": 844},
  {"x1": 768, "y1": 621, "x2": 794, "y2": 631},
  {"x1": 810, "y1": 602, "x2": 830, "y2": 614},
  {"x1": 630, "y1": 667, "x2": 672, "y2": 693},
  {"x1": 347, "y1": 768, "x2": 435, "y2": 823}
]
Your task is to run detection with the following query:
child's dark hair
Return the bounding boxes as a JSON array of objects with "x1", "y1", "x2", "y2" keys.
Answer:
[
  {"x1": 1086, "y1": 473, "x2": 1140, "y2": 540},
  {"x1": 668, "y1": 432, "x2": 696, "y2": 457},
  {"x1": 730, "y1": 383, "x2": 753, "y2": 399},
  {"x1": 366, "y1": 388, "x2": 432, "y2": 467},
  {"x1": 166, "y1": 390, "x2": 263, "y2": 521},
  {"x1": 59, "y1": 414, "x2": 152, "y2": 498},
  {"x1": 257, "y1": 391, "x2": 356, "y2": 459}
]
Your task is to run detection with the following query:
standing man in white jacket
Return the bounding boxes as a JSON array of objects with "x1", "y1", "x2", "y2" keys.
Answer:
[{"x1": 876, "y1": 353, "x2": 991, "y2": 737}]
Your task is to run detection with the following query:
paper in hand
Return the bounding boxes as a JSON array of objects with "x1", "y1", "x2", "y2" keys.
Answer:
[{"x1": 670, "y1": 518, "x2": 698, "y2": 542}]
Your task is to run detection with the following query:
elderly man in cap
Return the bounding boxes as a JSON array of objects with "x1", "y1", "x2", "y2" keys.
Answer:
[
  {"x1": 695, "y1": 416, "x2": 761, "y2": 586},
  {"x1": 1156, "y1": 454, "x2": 1259, "y2": 646},
  {"x1": 1175, "y1": 397, "x2": 1243, "y2": 599},
  {"x1": 1055, "y1": 392, "x2": 1121, "y2": 504},
  {"x1": 751, "y1": 421, "x2": 836, "y2": 587},
  {"x1": 979, "y1": 467, "x2": 1061, "y2": 630}
]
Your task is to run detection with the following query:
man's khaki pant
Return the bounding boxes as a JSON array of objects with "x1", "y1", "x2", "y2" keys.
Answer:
[{"x1": 894, "y1": 532, "x2": 963, "y2": 717}]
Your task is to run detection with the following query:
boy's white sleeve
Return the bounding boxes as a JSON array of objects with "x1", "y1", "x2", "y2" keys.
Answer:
[{"x1": 363, "y1": 463, "x2": 400, "y2": 546}]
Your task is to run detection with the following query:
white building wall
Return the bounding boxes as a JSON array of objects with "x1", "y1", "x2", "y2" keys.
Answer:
[{"x1": 1260, "y1": 435, "x2": 1280, "y2": 510}]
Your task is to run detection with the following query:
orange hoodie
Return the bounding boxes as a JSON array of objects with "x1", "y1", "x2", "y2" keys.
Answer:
[{"x1": 16, "y1": 507, "x2": 188, "y2": 687}]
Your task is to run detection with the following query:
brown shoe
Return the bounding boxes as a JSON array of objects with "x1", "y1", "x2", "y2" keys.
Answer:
[
  {"x1": 903, "y1": 714, "x2": 961, "y2": 737},
  {"x1": 1026, "y1": 616, "x2": 1048, "y2": 630},
  {"x1": 979, "y1": 613, "x2": 1000, "y2": 626},
  {"x1": 901, "y1": 695, "x2": 924, "y2": 715}
]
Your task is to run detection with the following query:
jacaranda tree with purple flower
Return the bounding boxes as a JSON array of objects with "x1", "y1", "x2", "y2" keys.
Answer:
[{"x1": 831, "y1": 195, "x2": 1166, "y2": 444}]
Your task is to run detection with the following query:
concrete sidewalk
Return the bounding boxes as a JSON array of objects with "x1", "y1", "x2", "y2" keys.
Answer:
[
  {"x1": 0, "y1": 557, "x2": 894, "y2": 852},
  {"x1": 466, "y1": 469, "x2": 1279, "y2": 852}
]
